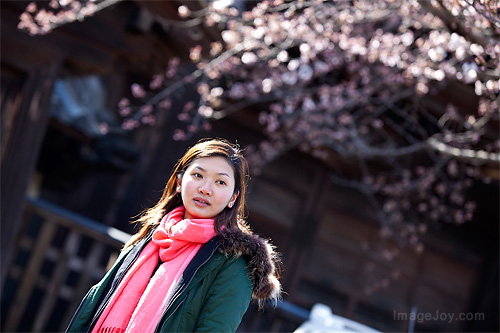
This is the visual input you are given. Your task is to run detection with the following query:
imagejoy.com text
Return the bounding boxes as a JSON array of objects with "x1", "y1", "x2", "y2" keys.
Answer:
[{"x1": 393, "y1": 310, "x2": 485, "y2": 324}]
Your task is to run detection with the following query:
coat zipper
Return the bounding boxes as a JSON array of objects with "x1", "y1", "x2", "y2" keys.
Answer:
[
  {"x1": 154, "y1": 244, "x2": 220, "y2": 332},
  {"x1": 88, "y1": 234, "x2": 152, "y2": 331},
  {"x1": 161, "y1": 293, "x2": 187, "y2": 325}
]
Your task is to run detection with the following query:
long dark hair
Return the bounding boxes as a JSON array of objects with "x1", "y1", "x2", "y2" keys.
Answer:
[{"x1": 124, "y1": 138, "x2": 250, "y2": 249}]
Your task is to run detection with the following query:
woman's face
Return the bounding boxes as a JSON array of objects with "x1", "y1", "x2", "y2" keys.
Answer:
[{"x1": 178, "y1": 156, "x2": 239, "y2": 220}]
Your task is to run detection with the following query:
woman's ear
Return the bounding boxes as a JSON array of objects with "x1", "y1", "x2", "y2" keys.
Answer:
[
  {"x1": 176, "y1": 173, "x2": 182, "y2": 193},
  {"x1": 228, "y1": 190, "x2": 240, "y2": 208}
]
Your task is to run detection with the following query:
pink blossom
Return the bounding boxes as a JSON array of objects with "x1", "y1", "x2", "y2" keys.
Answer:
[
  {"x1": 177, "y1": 113, "x2": 190, "y2": 122},
  {"x1": 118, "y1": 98, "x2": 130, "y2": 108},
  {"x1": 149, "y1": 74, "x2": 164, "y2": 90},
  {"x1": 99, "y1": 122, "x2": 109, "y2": 135},
  {"x1": 140, "y1": 104, "x2": 153, "y2": 115},
  {"x1": 131, "y1": 83, "x2": 146, "y2": 98},
  {"x1": 173, "y1": 129, "x2": 186, "y2": 141},
  {"x1": 119, "y1": 107, "x2": 132, "y2": 117},
  {"x1": 187, "y1": 124, "x2": 198, "y2": 133},
  {"x1": 141, "y1": 115, "x2": 156, "y2": 125},
  {"x1": 202, "y1": 121, "x2": 212, "y2": 131},
  {"x1": 26, "y1": 2, "x2": 37, "y2": 13},
  {"x1": 122, "y1": 119, "x2": 139, "y2": 130},
  {"x1": 183, "y1": 101, "x2": 195, "y2": 112},
  {"x1": 178, "y1": 5, "x2": 191, "y2": 18},
  {"x1": 189, "y1": 46, "x2": 202, "y2": 63}
]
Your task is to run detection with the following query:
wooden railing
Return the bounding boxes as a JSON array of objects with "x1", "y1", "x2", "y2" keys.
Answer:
[
  {"x1": 1, "y1": 197, "x2": 315, "y2": 332},
  {"x1": 1, "y1": 197, "x2": 131, "y2": 332}
]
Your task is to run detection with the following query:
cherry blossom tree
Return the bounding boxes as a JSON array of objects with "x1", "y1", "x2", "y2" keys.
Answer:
[
  {"x1": 19, "y1": 0, "x2": 500, "y2": 291},
  {"x1": 17, "y1": 0, "x2": 121, "y2": 35},
  {"x1": 123, "y1": 0, "x2": 499, "y2": 256}
]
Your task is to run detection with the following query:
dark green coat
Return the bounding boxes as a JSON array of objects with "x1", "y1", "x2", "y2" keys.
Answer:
[{"x1": 67, "y1": 230, "x2": 280, "y2": 333}]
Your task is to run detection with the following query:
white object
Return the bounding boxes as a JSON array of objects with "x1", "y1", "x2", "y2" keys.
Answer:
[{"x1": 294, "y1": 303, "x2": 382, "y2": 333}]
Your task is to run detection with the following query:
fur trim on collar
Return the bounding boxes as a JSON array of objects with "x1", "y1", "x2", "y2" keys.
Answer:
[{"x1": 218, "y1": 229, "x2": 282, "y2": 305}]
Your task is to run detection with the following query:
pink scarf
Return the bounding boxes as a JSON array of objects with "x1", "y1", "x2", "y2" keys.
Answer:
[{"x1": 92, "y1": 206, "x2": 216, "y2": 333}]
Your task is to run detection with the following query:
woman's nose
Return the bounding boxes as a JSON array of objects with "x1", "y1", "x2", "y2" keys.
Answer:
[{"x1": 198, "y1": 181, "x2": 212, "y2": 195}]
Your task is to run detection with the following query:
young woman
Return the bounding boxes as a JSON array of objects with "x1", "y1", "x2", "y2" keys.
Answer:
[{"x1": 66, "y1": 138, "x2": 281, "y2": 333}]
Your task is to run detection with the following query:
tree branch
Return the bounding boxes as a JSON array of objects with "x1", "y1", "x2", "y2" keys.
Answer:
[
  {"x1": 428, "y1": 136, "x2": 500, "y2": 164},
  {"x1": 418, "y1": 0, "x2": 490, "y2": 46}
]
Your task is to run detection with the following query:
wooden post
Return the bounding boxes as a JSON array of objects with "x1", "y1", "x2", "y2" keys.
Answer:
[
  {"x1": 1, "y1": 61, "x2": 60, "y2": 287},
  {"x1": 31, "y1": 232, "x2": 79, "y2": 332},
  {"x1": 283, "y1": 168, "x2": 330, "y2": 297},
  {"x1": 3, "y1": 220, "x2": 57, "y2": 332}
]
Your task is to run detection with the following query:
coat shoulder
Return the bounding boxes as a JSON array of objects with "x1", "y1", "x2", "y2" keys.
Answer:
[{"x1": 218, "y1": 229, "x2": 282, "y2": 303}]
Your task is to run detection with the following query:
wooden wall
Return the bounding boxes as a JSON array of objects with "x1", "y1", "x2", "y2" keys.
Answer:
[
  {"x1": 236, "y1": 148, "x2": 498, "y2": 332},
  {"x1": 210, "y1": 113, "x2": 499, "y2": 332}
]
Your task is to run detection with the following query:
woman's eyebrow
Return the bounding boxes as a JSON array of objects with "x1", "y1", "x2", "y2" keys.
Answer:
[{"x1": 194, "y1": 166, "x2": 230, "y2": 178}]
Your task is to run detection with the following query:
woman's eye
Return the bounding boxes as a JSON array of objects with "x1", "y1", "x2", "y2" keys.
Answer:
[
  {"x1": 217, "y1": 180, "x2": 226, "y2": 186},
  {"x1": 193, "y1": 173, "x2": 202, "y2": 178}
]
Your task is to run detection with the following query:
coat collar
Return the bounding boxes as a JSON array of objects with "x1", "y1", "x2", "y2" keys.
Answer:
[{"x1": 218, "y1": 229, "x2": 282, "y2": 304}]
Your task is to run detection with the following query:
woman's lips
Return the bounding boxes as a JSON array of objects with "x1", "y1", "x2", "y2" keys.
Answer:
[{"x1": 193, "y1": 197, "x2": 210, "y2": 206}]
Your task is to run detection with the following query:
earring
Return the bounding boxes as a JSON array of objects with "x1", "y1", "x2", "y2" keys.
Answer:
[
  {"x1": 228, "y1": 202, "x2": 234, "y2": 208},
  {"x1": 176, "y1": 186, "x2": 181, "y2": 193}
]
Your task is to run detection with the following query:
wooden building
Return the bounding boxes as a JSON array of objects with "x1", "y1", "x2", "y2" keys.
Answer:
[{"x1": 1, "y1": 1, "x2": 498, "y2": 332}]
